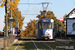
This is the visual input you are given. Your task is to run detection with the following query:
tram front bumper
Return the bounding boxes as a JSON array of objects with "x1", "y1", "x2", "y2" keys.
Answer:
[{"x1": 42, "y1": 35, "x2": 51, "y2": 38}]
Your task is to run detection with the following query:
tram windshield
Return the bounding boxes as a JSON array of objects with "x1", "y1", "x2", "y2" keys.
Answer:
[{"x1": 39, "y1": 22, "x2": 53, "y2": 29}]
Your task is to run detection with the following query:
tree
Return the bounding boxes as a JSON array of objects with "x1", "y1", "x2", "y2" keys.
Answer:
[
  {"x1": 20, "y1": 20, "x2": 36, "y2": 38},
  {"x1": 63, "y1": 14, "x2": 67, "y2": 18},
  {"x1": 0, "y1": 0, "x2": 20, "y2": 7},
  {"x1": 62, "y1": 14, "x2": 67, "y2": 32},
  {"x1": 0, "y1": 0, "x2": 25, "y2": 30},
  {"x1": 8, "y1": 9, "x2": 25, "y2": 30}
]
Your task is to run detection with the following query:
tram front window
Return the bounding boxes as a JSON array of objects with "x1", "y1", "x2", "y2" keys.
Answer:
[{"x1": 42, "y1": 23, "x2": 52, "y2": 29}]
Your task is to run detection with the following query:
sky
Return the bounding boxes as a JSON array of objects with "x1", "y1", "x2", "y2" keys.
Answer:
[{"x1": 0, "y1": 0, "x2": 75, "y2": 31}]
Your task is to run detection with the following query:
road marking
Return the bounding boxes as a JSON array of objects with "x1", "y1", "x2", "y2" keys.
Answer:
[
  {"x1": 14, "y1": 39, "x2": 23, "y2": 50},
  {"x1": 31, "y1": 39, "x2": 38, "y2": 50},
  {"x1": 41, "y1": 41, "x2": 53, "y2": 50}
]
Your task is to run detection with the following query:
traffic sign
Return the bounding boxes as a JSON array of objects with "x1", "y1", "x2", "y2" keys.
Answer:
[{"x1": 60, "y1": 17, "x2": 63, "y2": 22}]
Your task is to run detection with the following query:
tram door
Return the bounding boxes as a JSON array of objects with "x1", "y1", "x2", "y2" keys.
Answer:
[{"x1": 38, "y1": 22, "x2": 42, "y2": 39}]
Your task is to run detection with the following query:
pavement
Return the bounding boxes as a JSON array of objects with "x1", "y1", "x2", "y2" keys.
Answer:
[
  {"x1": 0, "y1": 37, "x2": 4, "y2": 41},
  {"x1": 0, "y1": 36, "x2": 19, "y2": 49},
  {"x1": 0, "y1": 37, "x2": 4, "y2": 49},
  {"x1": 55, "y1": 38, "x2": 75, "y2": 41},
  {"x1": 55, "y1": 39, "x2": 71, "y2": 41},
  {"x1": 55, "y1": 38, "x2": 75, "y2": 44}
]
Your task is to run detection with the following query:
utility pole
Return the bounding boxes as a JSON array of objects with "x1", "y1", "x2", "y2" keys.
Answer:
[
  {"x1": 16, "y1": 8, "x2": 18, "y2": 36},
  {"x1": 10, "y1": 0, "x2": 13, "y2": 35},
  {"x1": 16, "y1": 8, "x2": 18, "y2": 28},
  {"x1": 5, "y1": 0, "x2": 8, "y2": 37}
]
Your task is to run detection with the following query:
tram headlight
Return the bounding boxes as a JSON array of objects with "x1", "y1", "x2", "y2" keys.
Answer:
[{"x1": 48, "y1": 34, "x2": 50, "y2": 35}]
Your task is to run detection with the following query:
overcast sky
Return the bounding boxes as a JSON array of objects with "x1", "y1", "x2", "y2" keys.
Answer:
[{"x1": 0, "y1": 0, "x2": 75, "y2": 31}]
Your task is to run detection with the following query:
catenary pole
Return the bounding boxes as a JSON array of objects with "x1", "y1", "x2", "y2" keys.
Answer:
[{"x1": 5, "y1": 0, "x2": 8, "y2": 37}]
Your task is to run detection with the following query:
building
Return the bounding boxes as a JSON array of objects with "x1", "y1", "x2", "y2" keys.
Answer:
[{"x1": 64, "y1": 8, "x2": 75, "y2": 28}]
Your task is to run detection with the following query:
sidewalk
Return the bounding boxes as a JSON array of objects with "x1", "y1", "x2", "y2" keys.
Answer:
[
  {"x1": 0, "y1": 40, "x2": 3, "y2": 49},
  {"x1": 55, "y1": 38, "x2": 75, "y2": 41},
  {"x1": 0, "y1": 37, "x2": 18, "y2": 49},
  {"x1": 55, "y1": 38, "x2": 75, "y2": 44},
  {"x1": 0, "y1": 37, "x2": 4, "y2": 41},
  {"x1": 55, "y1": 38, "x2": 71, "y2": 41}
]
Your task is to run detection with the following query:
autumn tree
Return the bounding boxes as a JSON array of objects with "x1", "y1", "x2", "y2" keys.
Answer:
[
  {"x1": 0, "y1": 0, "x2": 25, "y2": 30},
  {"x1": 20, "y1": 20, "x2": 36, "y2": 38},
  {"x1": 62, "y1": 14, "x2": 67, "y2": 32},
  {"x1": 8, "y1": 8, "x2": 25, "y2": 30},
  {"x1": 63, "y1": 14, "x2": 67, "y2": 18},
  {"x1": 0, "y1": 0, "x2": 20, "y2": 7}
]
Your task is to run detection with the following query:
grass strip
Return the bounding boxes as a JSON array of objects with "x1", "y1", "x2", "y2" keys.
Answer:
[{"x1": 16, "y1": 40, "x2": 36, "y2": 50}]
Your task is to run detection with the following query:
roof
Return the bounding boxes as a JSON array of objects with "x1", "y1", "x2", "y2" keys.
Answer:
[{"x1": 66, "y1": 8, "x2": 75, "y2": 17}]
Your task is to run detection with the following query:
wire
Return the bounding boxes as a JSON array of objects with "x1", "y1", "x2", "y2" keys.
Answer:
[
  {"x1": 25, "y1": 0, "x2": 30, "y2": 15},
  {"x1": 22, "y1": 14, "x2": 39, "y2": 15},
  {"x1": 19, "y1": 3, "x2": 41, "y2": 5},
  {"x1": 27, "y1": 0, "x2": 29, "y2": 11},
  {"x1": 19, "y1": 3, "x2": 52, "y2": 5}
]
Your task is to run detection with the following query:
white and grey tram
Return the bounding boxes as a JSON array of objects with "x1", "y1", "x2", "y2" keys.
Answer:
[{"x1": 35, "y1": 18, "x2": 55, "y2": 40}]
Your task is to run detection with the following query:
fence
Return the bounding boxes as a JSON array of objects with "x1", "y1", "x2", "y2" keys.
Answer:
[{"x1": 0, "y1": 35, "x2": 15, "y2": 50}]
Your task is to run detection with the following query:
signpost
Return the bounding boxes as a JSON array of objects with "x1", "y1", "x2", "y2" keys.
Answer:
[
  {"x1": 60, "y1": 17, "x2": 63, "y2": 22},
  {"x1": 60, "y1": 17, "x2": 64, "y2": 39}
]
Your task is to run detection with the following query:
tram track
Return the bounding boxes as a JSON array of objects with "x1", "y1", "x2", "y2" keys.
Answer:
[
  {"x1": 41, "y1": 41, "x2": 54, "y2": 50},
  {"x1": 31, "y1": 39, "x2": 38, "y2": 50},
  {"x1": 37, "y1": 39, "x2": 74, "y2": 50},
  {"x1": 11, "y1": 39, "x2": 75, "y2": 50},
  {"x1": 31, "y1": 39, "x2": 54, "y2": 50},
  {"x1": 31, "y1": 39, "x2": 72, "y2": 50}
]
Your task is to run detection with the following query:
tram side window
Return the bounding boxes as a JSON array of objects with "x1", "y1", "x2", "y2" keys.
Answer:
[
  {"x1": 49, "y1": 23, "x2": 52, "y2": 29},
  {"x1": 39, "y1": 23, "x2": 41, "y2": 29},
  {"x1": 51, "y1": 23, "x2": 53, "y2": 29},
  {"x1": 36, "y1": 22, "x2": 38, "y2": 29}
]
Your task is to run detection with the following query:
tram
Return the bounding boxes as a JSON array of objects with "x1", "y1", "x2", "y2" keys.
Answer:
[{"x1": 35, "y1": 18, "x2": 55, "y2": 40}]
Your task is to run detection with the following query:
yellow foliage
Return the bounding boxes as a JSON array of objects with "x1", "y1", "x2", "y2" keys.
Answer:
[
  {"x1": 0, "y1": 4, "x2": 4, "y2": 7},
  {"x1": 0, "y1": 0, "x2": 20, "y2": 8},
  {"x1": 3, "y1": 0, "x2": 25, "y2": 30},
  {"x1": 21, "y1": 20, "x2": 36, "y2": 38}
]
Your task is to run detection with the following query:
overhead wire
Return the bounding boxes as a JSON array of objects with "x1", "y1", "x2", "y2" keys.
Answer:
[
  {"x1": 21, "y1": 0, "x2": 52, "y2": 15},
  {"x1": 23, "y1": 0, "x2": 30, "y2": 24},
  {"x1": 19, "y1": 3, "x2": 41, "y2": 5},
  {"x1": 33, "y1": 0, "x2": 48, "y2": 16},
  {"x1": 26, "y1": 0, "x2": 30, "y2": 14}
]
